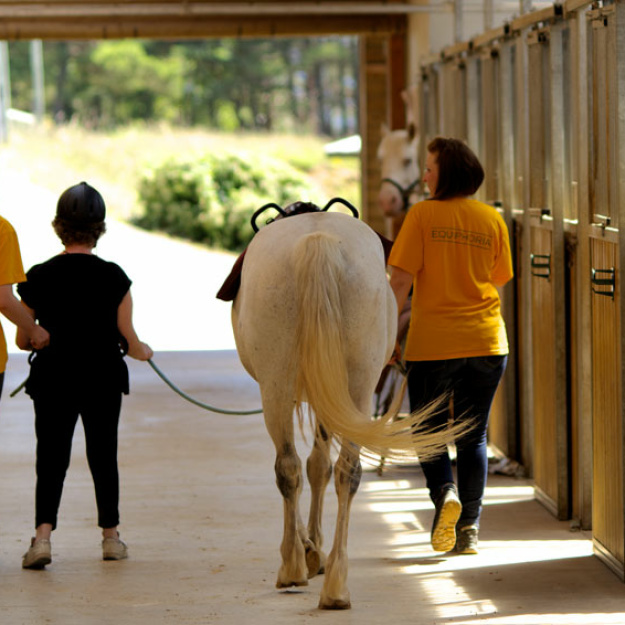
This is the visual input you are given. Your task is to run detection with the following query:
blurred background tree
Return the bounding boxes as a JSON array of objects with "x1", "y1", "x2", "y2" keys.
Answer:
[{"x1": 6, "y1": 36, "x2": 359, "y2": 135}]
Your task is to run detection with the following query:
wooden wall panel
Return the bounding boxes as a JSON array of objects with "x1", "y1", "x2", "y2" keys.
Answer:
[
  {"x1": 360, "y1": 36, "x2": 387, "y2": 234},
  {"x1": 481, "y1": 51, "x2": 500, "y2": 205},
  {"x1": 360, "y1": 30, "x2": 407, "y2": 235}
]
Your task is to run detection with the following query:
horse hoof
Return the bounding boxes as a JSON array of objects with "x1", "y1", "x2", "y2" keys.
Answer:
[
  {"x1": 318, "y1": 598, "x2": 351, "y2": 610},
  {"x1": 276, "y1": 579, "x2": 308, "y2": 589},
  {"x1": 306, "y1": 547, "x2": 321, "y2": 578}
]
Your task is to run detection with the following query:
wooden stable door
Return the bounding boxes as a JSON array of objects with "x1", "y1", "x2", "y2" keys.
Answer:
[
  {"x1": 590, "y1": 234, "x2": 623, "y2": 575},
  {"x1": 525, "y1": 26, "x2": 570, "y2": 520},
  {"x1": 586, "y1": 1, "x2": 625, "y2": 579},
  {"x1": 529, "y1": 221, "x2": 569, "y2": 519}
]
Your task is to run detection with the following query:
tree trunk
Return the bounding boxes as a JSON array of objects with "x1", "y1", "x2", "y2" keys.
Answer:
[{"x1": 53, "y1": 42, "x2": 70, "y2": 123}]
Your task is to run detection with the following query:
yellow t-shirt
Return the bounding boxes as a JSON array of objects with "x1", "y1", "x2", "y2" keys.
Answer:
[
  {"x1": 389, "y1": 198, "x2": 514, "y2": 361},
  {"x1": 0, "y1": 216, "x2": 27, "y2": 373}
]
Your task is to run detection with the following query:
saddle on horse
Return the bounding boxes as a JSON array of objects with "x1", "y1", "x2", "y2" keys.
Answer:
[{"x1": 216, "y1": 200, "x2": 393, "y2": 302}]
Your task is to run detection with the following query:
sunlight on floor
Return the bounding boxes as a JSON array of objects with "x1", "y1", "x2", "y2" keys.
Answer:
[
  {"x1": 417, "y1": 572, "x2": 498, "y2": 617},
  {"x1": 361, "y1": 480, "x2": 535, "y2": 502},
  {"x1": 361, "y1": 479, "x2": 413, "y2": 492},
  {"x1": 449, "y1": 615, "x2": 625, "y2": 624},
  {"x1": 399, "y1": 539, "x2": 593, "y2": 572},
  {"x1": 365, "y1": 478, "x2": 605, "y2": 624},
  {"x1": 363, "y1": 482, "x2": 536, "y2": 515},
  {"x1": 367, "y1": 482, "x2": 592, "y2": 571}
]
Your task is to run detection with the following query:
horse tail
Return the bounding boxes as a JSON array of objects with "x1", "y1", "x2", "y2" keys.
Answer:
[{"x1": 292, "y1": 232, "x2": 461, "y2": 462}]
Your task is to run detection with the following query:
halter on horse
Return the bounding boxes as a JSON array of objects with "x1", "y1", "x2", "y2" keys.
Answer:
[
  {"x1": 230, "y1": 203, "x2": 460, "y2": 609},
  {"x1": 379, "y1": 176, "x2": 422, "y2": 213}
]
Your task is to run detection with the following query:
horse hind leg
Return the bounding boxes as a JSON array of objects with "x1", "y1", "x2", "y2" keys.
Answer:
[
  {"x1": 263, "y1": 393, "x2": 309, "y2": 589},
  {"x1": 318, "y1": 442, "x2": 362, "y2": 610},
  {"x1": 305, "y1": 422, "x2": 332, "y2": 578},
  {"x1": 274, "y1": 444, "x2": 310, "y2": 588}
]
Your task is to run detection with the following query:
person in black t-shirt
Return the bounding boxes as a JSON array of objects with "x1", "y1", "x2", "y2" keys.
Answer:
[{"x1": 16, "y1": 182, "x2": 153, "y2": 570}]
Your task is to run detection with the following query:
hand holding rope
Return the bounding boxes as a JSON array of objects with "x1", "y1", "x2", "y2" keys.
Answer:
[{"x1": 10, "y1": 356, "x2": 263, "y2": 416}]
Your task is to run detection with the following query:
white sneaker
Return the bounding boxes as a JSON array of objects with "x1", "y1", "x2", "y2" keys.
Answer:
[
  {"x1": 22, "y1": 538, "x2": 52, "y2": 569},
  {"x1": 102, "y1": 535, "x2": 128, "y2": 561}
]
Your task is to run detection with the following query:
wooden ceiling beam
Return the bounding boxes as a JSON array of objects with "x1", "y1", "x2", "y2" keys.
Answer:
[
  {"x1": 0, "y1": 1, "x2": 425, "y2": 18},
  {"x1": 0, "y1": 1, "x2": 413, "y2": 39},
  {"x1": 0, "y1": 15, "x2": 407, "y2": 40},
  {"x1": 0, "y1": 0, "x2": 409, "y2": 4}
]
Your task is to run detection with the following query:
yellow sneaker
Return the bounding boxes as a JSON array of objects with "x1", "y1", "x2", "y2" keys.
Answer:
[{"x1": 431, "y1": 487, "x2": 462, "y2": 552}]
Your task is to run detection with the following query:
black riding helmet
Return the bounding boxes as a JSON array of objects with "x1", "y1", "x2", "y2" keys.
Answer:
[{"x1": 56, "y1": 181, "x2": 106, "y2": 225}]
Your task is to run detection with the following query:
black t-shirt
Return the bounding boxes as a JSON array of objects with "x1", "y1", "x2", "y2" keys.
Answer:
[{"x1": 17, "y1": 254, "x2": 131, "y2": 396}]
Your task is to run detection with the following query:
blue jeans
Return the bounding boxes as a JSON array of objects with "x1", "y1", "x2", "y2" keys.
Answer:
[{"x1": 407, "y1": 355, "x2": 507, "y2": 528}]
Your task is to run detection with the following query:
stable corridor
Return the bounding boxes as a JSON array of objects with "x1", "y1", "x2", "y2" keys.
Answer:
[
  {"x1": 0, "y1": 350, "x2": 623, "y2": 625},
  {"x1": 0, "y1": 164, "x2": 623, "y2": 624}
]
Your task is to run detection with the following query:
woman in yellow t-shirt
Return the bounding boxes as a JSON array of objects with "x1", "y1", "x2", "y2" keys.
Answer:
[
  {"x1": 389, "y1": 137, "x2": 513, "y2": 556},
  {"x1": 0, "y1": 215, "x2": 49, "y2": 399}
]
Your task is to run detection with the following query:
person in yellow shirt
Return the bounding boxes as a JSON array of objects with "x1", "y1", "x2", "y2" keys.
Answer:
[
  {"x1": 389, "y1": 137, "x2": 513, "y2": 556},
  {"x1": 0, "y1": 215, "x2": 49, "y2": 399}
]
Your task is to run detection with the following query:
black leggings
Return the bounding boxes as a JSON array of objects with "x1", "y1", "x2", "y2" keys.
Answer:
[
  {"x1": 0, "y1": 371, "x2": 4, "y2": 400},
  {"x1": 33, "y1": 389, "x2": 123, "y2": 530}
]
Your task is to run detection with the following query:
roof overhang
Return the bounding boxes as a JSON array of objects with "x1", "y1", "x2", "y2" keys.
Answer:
[{"x1": 0, "y1": 1, "x2": 419, "y2": 40}]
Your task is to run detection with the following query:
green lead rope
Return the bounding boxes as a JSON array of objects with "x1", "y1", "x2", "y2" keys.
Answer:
[{"x1": 147, "y1": 359, "x2": 263, "y2": 415}]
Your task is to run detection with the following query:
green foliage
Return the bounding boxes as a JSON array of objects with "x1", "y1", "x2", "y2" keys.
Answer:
[
  {"x1": 215, "y1": 101, "x2": 240, "y2": 132},
  {"x1": 133, "y1": 153, "x2": 316, "y2": 251},
  {"x1": 7, "y1": 37, "x2": 358, "y2": 135},
  {"x1": 72, "y1": 41, "x2": 187, "y2": 128}
]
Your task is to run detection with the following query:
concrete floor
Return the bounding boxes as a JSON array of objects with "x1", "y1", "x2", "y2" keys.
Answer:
[{"x1": 1, "y1": 350, "x2": 624, "y2": 625}]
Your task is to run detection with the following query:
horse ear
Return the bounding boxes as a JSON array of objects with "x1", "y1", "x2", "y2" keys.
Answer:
[
  {"x1": 407, "y1": 122, "x2": 417, "y2": 141},
  {"x1": 404, "y1": 84, "x2": 419, "y2": 127}
]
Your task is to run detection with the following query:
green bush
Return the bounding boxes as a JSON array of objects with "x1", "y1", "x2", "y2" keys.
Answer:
[{"x1": 133, "y1": 152, "x2": 316, "y2": 251}]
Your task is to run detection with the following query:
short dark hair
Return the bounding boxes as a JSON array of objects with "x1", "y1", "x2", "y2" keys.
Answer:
[
  {"x1": 426, "y1": 137, "x2": 484, "y2": 200},
  {"x1": 52, "y1": 217, "x2": 106, "y2": 247}
]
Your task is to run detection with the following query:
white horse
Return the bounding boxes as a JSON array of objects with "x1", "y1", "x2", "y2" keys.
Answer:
[
  {"x1": 377, "y1": 122, "x2": 421, "y2": 237},
  {"x1": 377, "y1": 87, "x2": 423, "y2": 239},
  {"x1": 232, "y1": 210, "x2": 456, "y2": 610}
]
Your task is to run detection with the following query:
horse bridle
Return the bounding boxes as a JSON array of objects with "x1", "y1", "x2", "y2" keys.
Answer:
[{"x1": 381, "y1": 177, "x2": 423, "y2": 212}]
